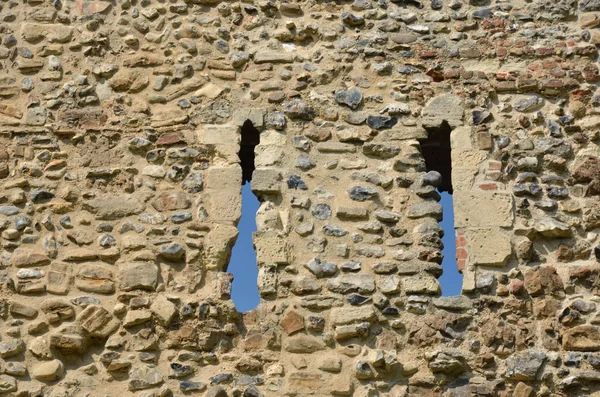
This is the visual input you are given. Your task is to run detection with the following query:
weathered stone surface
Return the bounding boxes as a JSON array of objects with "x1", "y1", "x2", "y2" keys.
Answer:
[
  {"x1": 505, "y1": 351, "x2": 546, "y2": 380},
  {"x1": 78, "y1": 305, "x2": 119, "y2": 339},
  {"x1": 563, "y1": 325, "x2": 600, "y2": 351},
  {"x1": 32, "y1": 359, "x2": 64, "y2": 381},
  {"x1": 0, "y1": 2, "x2": 593, "y2": 394},
  {"x1": 83, "y1": 195, "x2": 145, "y2": 219},
  {"x1": 118, "y1": 263, "x2": 158, "y2": 291},
  {"x1": 454, "y1": 192, "x2": 513, "y2": 228},
  {"x1": 129, "y1": 366, "x2": 164, "y2": 390},
  {"x1": 421, "y1": 94, "x2": 464, "y2": 128}
]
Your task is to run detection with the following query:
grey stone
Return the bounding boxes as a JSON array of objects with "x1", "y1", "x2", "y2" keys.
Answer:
[
  {"x1": 283, "y1": 99, "x2": 315, "y2": 120},
  {"x1": 407, "y1": 202, "x2": 443, "y2": 221},
  {"x1": 422, "y1": 171, "x2": 442, "y2": 187},
  {"x1": 159, "y1": 243, "x2": 186, "y2": 261},
  {"x1": 31, "y1": 190, "x2": 55, "y2": 203},
  {"x1": 0, "y1": 206, "x2": 19, "y2": 216},
  {"x1": 432, "y1": 296, "x2": 472, "y2": 311},
  {"x1": 472, "y1": 8, "x2": 492, "y2": 18},
  {"x1": 335, "y1": 88, "x2": 363, "y2": 109},
  {"x1": 328, "y1": 274, "x2": 375, "y2": 294},
  {"x1": 305, "y1": 258, "x2": 337, "y2": 278},
  {"x1": 429, "y1": 350, "x2": 467, "y2": 375},
  {"x1": 323, "y1": 224, "x2": 348, "y2": 237},
  {"x1": 505, "y1": 351, "x2": 546, "y2": 380},
  {"x1": 362, "y1": 143, "x2": 400, "y2": 158},
  {"x1": 265, "y1": 111, "x2": 286, "y2": 130},
  {"x1": 514, "y1": 97, "x2": 544, "y2": 112},
  {"x1": 311, "y1": 204, "x2": 332, "y2": 220},
  {"x1": 287, "y1": 175, "x2": 308, "y2": 190},
  {"x1": 581, "y1": 0, "x2": 600, "y2": 11},
  {"x1": 180, "y1": 381, "x2": 207, "y2": 392},
  {"x1": 366, "y1": 116, "x2": 398, "y2": 130},
  {"x1": 129, "y1": 366, "x2": 164, "y2": 391},
  {"x1": 348, "y1": 186, "x2": 378, "y2": 201}
]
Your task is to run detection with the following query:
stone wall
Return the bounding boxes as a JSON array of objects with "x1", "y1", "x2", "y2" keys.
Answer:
[{"x1": 0, "y1": 0, "x2": 599, "y2": 396}]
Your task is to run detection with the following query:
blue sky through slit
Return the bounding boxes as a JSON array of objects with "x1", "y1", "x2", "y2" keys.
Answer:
[
  {"x1": 439, "y1": 191, "x2": 463, "y2": 296},
  {"x1": 229, "y1": 183, "x2": 261, "y2": 312},
  {"x1": 229, "y1": 186, "x2": 463, "y2": 312}
]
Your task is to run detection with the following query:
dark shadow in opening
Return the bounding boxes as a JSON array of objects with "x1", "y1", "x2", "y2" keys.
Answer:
[
  {"x1": 419, "y1": 121, "x2": 463, "y2": 295},
  {"x1": 240, "y1": 120, "x2": 260, "y2": 185},
  {"x1": 421, "y1": 120, "x2": 453, "y2": 194},
  {"x1": 229, "y1": 120, "x2": 261, "y2": 312}
]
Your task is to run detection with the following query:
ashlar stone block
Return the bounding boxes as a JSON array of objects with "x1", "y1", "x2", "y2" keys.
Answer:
[
  {"x1": 204, "y1": 166, "x2": 242, "y2": 224},
  {"x1": 251, "y1": 168, "x2": 282, "y2": 195},
  {"x1": 467, "y1": 227, "x2": 512, "y2": 267},
  {"x1": 253, "y1": 233, "x2": 289, "y2": 265},
  {"x1": 454, "y1": 191, "x2": 514, "y2": 228}
]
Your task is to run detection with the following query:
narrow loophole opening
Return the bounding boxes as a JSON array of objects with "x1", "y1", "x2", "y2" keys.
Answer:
[
  {"x1": 420, "y1": 121, "x2": 463, "y2": 296},
  {"x1": 229, "y1": 120, "x2": 261, "y2": 312}
]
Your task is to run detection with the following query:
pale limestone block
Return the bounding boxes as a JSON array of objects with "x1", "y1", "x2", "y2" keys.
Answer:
[
  {"x1": 254, "y1": 234, "x2": 289, "y2": 265},
  {"x1": 454, "y1": 191, "x2": 513, "y2": 228},
  {"x1": 232, "y1": 108, "x2": 265, "y2": 128},
  {"x1": 252, "y1": 168, "x2": 282, "y2": 194},
  {"x1": 421, "y1": 94, "x2": 464, "y2": 128},
  {"x1": 196, "y1": 124, "x2": 239, "y2": 146},
  {"x1": 204, "y1": 224, "x2": 239, "y2": 271},
  {"x1": 402, "y1": 275, "x2": 440, "y2": 295},
  {"x1": 204, "y1": 166, "x2": 242, "y2": 223},
  {"x1": 467, "y1": 227, "x2": 512, "y2": 267}
]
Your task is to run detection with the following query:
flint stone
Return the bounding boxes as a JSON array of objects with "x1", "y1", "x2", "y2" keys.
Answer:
[
  {"x1": 283, "y1": 99, "x2": 315, "y2": 120},
  {"x1": 366, "y1": 116, "x2": 397, "y2": 130},
  {"x1": 348, "y1": 186, "x2": 378, "y2": 201},
  {"x1": 335, "y1": 88, "x2": 363, "y2": 110},
  {"x1": 305, "y1": 258, "x2": 337, "y2": 278},
  {"x1": 581, "y1": 0, "x2": 600, "y2": 11},
  {"x1": 159, "y1": 243, "x2": 186, "y2": 260},
  {"x1": 514, "y1": 97, "x2": 544, "y2": 112},
  {"x1": 327, "y1": 274, "x2": 375, "y2": 294},
  {"x1": 0, "y1": 339, "x2": 25, "y2": 358},
  {"x1": 505, "y1": 351, "x2": 546, "y2": 380},
  {"x1": 311, "y1": 204, "x2": 332, "y2": 220}
]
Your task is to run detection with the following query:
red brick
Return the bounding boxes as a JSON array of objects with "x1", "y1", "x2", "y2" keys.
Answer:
[
  {"x1": 456, "y1": 248, "x2": 468, "y2": 260},
  {"x1": 479, "y1": 183, "x2": 498, "y2": 191},
  {"x1": 457, "y1": 259, "x2": 466, "y2": 272}
]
